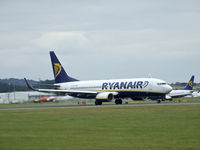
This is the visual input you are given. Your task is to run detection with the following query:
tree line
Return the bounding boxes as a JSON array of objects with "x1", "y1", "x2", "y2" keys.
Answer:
[
  {"x1": 0, "y1": 78, "x2": 200, "y2": 93},
  {"x1": 0, "y1": 78, "x2": 54, "y2": 93}
]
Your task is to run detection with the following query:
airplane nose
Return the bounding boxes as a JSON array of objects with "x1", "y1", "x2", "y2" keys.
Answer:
[{"x1": 166, "y1": 85, "x2": 172, "y2": 93}]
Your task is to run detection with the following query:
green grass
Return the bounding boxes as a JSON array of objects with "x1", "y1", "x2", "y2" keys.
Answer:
[
  {"x1": 0, "y1": 105, "x2": 200, "y2": 150},
  {"x1": 0, "y1": 97, "x2": 200, "y2": 109}
]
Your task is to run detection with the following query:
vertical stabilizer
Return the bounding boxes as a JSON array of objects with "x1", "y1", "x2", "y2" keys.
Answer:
[
  {"x1": 184, "y1": 75, "x2": 194, "y2": 90},
  {"x1": 50, "y1": 51, "x2": 79, "y2": 83}
]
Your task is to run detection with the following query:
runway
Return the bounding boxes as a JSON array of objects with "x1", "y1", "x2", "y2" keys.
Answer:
[{"x1": 0, "y1": 102, "x2": 200, "y2": 110}]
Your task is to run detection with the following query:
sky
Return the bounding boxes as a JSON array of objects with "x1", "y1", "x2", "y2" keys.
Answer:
[{"x1": 0, "y1": 0, "x2": 200, "y2": 83}]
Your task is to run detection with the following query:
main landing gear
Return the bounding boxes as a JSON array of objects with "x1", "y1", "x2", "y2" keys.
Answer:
[
  {"x1": 95, "y1": 99, "x2": 123, "y2": 105},
  {"x1": 95, "y1": 100, "x2": 102, "y2": 105},
  {"x1": 115, "y1": 99, "x2": 122, "y2": 104}
]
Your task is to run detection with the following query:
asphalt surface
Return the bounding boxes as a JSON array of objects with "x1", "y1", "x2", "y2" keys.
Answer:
[{"x1": 0, "y1": 102, "x2": 200, "y2": 110}]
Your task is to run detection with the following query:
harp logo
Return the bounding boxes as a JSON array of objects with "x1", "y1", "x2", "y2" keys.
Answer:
[
  {"x1": 189, "y1": 81, "x2": 193, "y2": 87},
  {"x1": 54, "y1": 63, "x2": 62, "y2": 78}
]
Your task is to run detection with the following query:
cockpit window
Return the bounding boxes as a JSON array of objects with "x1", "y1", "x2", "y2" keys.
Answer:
[{"x1": 157, "y1": 83, "x2": 167, "y2": 85}]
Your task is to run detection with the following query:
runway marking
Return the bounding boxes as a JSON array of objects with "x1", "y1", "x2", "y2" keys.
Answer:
[{"x1": 0, "y1": 102, "x2": 200, "y2": 110}]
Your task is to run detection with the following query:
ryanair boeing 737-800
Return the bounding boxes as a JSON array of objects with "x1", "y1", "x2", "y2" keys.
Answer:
[{"x1": 25, "y1": 51, "x2": 172, "y2": 105}]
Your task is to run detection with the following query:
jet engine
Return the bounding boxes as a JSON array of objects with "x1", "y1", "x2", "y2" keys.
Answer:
[
  {"x1": 165, "y1": 95, "x2": 173, "y2": 101},
  {"x1": 96, "y1": 92, "x2": 114, "y2": 102}
]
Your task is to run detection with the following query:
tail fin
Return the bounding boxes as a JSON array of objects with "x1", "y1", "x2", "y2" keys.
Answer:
[
  {"x1": 50, "y1": 51, "x2": 79, "y2": 83},
  {"x1": 183, "y1": 75, "x2": 194, "y2": 90}
]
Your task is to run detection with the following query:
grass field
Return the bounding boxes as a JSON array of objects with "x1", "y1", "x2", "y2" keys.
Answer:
[
  {"x1": 0, "y1": 104, "x2": 200, "y2": 150},
  {"x1": 0, "y1": 97, "x2": 200, "y2": 109}
]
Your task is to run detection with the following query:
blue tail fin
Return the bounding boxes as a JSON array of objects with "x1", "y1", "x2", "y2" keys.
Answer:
[
  {"x1": 50, "y1": 51, "x2": 79, "y2": 83},
  {"x1": 183, "y1": 75, "x2": 194, "y2": 90}
]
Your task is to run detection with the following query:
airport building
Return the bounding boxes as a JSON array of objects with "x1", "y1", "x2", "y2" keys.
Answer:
[
  {"x1": 0, "y1": 91, "x2": 55, "y2": 104},
  {"x1": 0, "y1": 91, "x2": 96, "y2": 104}
]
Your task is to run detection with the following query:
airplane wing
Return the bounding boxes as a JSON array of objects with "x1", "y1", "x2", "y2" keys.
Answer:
[{"x1": 24, "y1": 78, "x2": 98, "y2": 97}]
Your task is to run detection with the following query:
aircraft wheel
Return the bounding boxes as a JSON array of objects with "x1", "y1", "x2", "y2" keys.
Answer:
[
  {"x1": 115, "y1": 99, "x2": 122, "y2": 104},
  {"x1": 95, "y1": 100, "x2": 102, "y2": 105},
  {"x1": 157, "y1": 100, "x2": 161, "y2": 103}
]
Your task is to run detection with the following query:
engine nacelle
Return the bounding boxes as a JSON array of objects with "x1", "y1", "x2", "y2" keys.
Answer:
[
  {"x1": 96, "y1": 92, "x2": 114, "y2": 102},
  {"x1": 165, "y1": 95, "x2": 172, "y2": 100}
]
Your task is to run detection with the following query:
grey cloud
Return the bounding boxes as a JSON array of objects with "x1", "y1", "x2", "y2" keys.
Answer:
[{"x1": 0, "y1": 0, "x2": 199, "y2": 82}]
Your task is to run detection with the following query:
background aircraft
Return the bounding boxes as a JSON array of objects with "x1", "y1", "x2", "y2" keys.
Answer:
[
  {"x1": 190, "y1": 91, "x2": 200, "y2": 97},
  {"x1": 166, "y1": 76, "x2": 194, "y2": 100}
]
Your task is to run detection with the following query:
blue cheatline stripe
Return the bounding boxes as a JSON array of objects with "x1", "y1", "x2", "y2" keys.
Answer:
[{"x1": 95, "y1": 90, "x2": 165, "y2": 94}]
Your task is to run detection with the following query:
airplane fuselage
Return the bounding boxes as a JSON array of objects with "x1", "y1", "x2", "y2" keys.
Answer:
[{"x1": 55, "y1": 78, "x2": 172, "y2": 100}]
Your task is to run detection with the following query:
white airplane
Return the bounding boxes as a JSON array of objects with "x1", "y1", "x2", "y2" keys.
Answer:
[
  {"x1": 191, "y1": 91, "x2": 200, "y2": 97},
  {"x1": 25, "y1": 51, "x2": 172, "y2": 105},
  {"x1": 166, "y1": 76, "x2": 194, "y2": 100}
]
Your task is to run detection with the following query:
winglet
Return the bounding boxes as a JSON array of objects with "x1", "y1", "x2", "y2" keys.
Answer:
[
  {"x1": 184, "y1": 75, "x2": 194, "y2": 90},
  {"x1": 24, "y1": 78, "x2": 37, "y2": 91}
]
